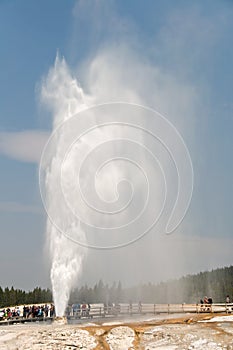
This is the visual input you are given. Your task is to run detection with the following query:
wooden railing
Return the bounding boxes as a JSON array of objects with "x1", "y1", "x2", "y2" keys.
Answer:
[
  {"x1": 1, "y1": 303, "x2": 233, "y2": 326},
  {"x1": 67, "y1": 302, "x2": 233, "y2": 319}
]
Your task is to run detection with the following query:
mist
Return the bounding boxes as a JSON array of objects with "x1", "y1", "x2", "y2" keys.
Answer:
[{"x1": 38, "y1": 0, "x2": 233, "y2": 313}]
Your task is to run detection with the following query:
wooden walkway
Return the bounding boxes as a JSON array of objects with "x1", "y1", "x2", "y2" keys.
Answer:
[{"x1": 1, "y1": 303, "x2": 233, "y2": 326}]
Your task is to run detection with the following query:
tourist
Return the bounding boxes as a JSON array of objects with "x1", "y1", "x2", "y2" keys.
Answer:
[
  {"x1": 44, "y1": 304, "x2": 49, "y2": 317},
  {"x1": 138, "y1": 301, "x2": 142, "y2": 313},
  {"x1": 129, "y1": 300, "x2": 132, "y2": 314},
  {"x1": 81, "y1": 303, "x2": 87, "y2": 317},
  {"x1": 50, "y1": 304, "x2": 55, "y2": 317},
  {"x1": 87, "y1": 303, "x2": 91, "y2": 317},
  {"x1": 16, "y1": 307, "x2": 20, "y2": 317}
]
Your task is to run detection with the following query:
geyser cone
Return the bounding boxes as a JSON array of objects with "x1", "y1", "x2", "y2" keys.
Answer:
[{"x1": 53, "y1": 316, "x2": 68, "y2": 325}]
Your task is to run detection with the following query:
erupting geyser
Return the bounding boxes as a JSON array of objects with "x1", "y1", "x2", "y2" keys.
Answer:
[
  {"x1": 40, "y1": 56, "x2": 88, "y2": 316},
  {"x1": 39, "y1": 54, "x2": 193, "y2": 317}
]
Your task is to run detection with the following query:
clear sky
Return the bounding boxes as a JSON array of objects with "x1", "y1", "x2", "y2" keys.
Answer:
[{"x1": 0, "y1": 0, "x2": 233, "y2": 290}]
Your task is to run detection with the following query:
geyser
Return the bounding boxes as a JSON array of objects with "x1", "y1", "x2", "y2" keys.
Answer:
[
  {"x1": 40, "y1": 56, "x2": 88, "y2": 316},
  {"x1": 39, "y1": 53, "x2": 193, "y2": 316}
]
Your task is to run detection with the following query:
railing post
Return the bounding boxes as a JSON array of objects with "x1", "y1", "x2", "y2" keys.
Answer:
[
  {"x1": 154, "y1": 304, "x2": 156, "y2": 315},
  {"x1": 168, "y1": 304, "x2": 170, "y2": 314}
]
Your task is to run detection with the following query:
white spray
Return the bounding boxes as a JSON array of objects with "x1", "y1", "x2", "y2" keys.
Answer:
[
  {"x1": 40, "y1": 55, "x2": 131, "y2": 315},
  {"x1": 40, "y1": 56, "x2": 90, "y2": 316},
  {"x1": 40, "y1": 49, "x2": 194, "y2": 316}
]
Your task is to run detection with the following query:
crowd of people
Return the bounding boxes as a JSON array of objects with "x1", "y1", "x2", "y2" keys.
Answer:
[
  {"x1": 199, "y1": 296, "x2": 213, "y2": 311},
  {"x1": 22, "y1": 304, "x2": 55, "y2": 318},
  {"x1": 0, "y1": 304, "x2": 55, "y2": 320},
  {"x1": 66, "y1": 303, "x2": 91, "y2": 317},
  {"x1": 0, "y1": 307, "x2": 20, "y2": 319},
  {"x1": 199, "y1": 295, "x2": 233, "y2": 305},
  {"x1": 67, "y1": 301, "x2": 143, "y2": 317},
  {"x1": 1, "y1": 296, "x2": 233, "y2": 321},
  {"x1": 200, "y1": 296, "x2": 213, "y2": 305}
]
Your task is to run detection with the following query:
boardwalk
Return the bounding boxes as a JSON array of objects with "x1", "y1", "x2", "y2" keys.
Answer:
[{"x1": 1, "y1": 303, "x2": 233, "y2": 326}]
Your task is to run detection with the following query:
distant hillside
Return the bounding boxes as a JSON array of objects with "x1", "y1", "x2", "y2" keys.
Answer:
[
  {"x1": 69, "y1": 265, "x2": 233, "y2": 304},
  {"x1": 127, "y1": 265, "x2": 233, "y2": 304},
  {"x1": 1, "y1": 266, "x2": 233, "y2": 307}
]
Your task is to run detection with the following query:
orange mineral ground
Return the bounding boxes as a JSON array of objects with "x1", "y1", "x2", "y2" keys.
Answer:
[{"x1": 0, "y1": 314, "x2": 233, "y2": 349}]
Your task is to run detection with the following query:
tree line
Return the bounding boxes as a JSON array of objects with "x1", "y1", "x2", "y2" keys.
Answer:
[
  {"x1": 0, "y1": 287, "x2": 52, "y2": 308},
  {"x1": 70, "y1": 265, "x2": 233, "y2": 304},
  {"x1": 1, "y1": 265, "x2": 233, "y2": 308}
]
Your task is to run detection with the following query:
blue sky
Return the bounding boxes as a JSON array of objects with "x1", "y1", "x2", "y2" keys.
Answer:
[{"x1": 0, "y1": 0, "x2": 233, "y2": 290}]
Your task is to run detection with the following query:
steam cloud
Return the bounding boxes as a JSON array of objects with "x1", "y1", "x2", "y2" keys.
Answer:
[{"x1": 39, "y1": 1, "x2": 212, "y2": 315}]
